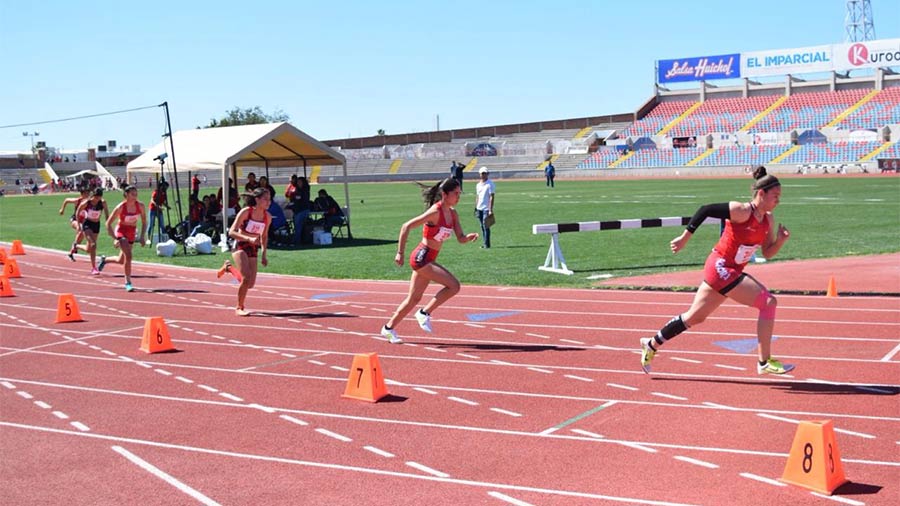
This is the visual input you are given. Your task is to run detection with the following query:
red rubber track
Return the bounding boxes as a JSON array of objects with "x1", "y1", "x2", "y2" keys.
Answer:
[{"x1": 1, "y1": 246, "x2": 898, "y2": 505}]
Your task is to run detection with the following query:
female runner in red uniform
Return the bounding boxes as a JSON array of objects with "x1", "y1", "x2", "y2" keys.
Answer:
[
  {"x1": 640, "y1": 166, "x2": 792, "y2": 375},
  {"x1": 98, "y1": 185, "x2": 146, "y2": 292},
  {"x1": 73, "y1": 188, "x2": 109, "y2": 274},
  {"x1": 222, "y1": 188, "x2": 271, "y2": 316},
  {"x1": 381, "y1": 178, "x2": 479, "y2": 344}
]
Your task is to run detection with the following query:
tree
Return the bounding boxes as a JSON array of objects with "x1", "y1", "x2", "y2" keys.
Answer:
[
  {"x1": 206, "y1": 106, "x2": 289, "y2": 128},
  {"x1": 377, "y1": 129, "x2": 385, "y2": 136}
]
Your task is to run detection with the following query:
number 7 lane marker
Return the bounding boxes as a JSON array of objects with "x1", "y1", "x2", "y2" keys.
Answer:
[{"x1": 111, "y1": 446, "x2": 222, "y2": 506}]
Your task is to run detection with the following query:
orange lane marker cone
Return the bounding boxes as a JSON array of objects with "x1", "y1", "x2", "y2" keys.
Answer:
[
  {"x1": 140, "y1": 316, "x2": 175, "y2": 353},
  {"x1": 55, "y1": 294, "x2": 84, "y2": 323},
  {"x1": 342, "y1": 352, "x2": 389, "y2": 402},
  {"x1": 4, "y1": 258, "x2": 22, "y2": 278},
  {"x1": 780, "y1": 420, "x2": 847, "y2": 495},
  {"x1": 826, "y1": 276, "x2": 838, "y2": 298},
  {"x1": 0, "y1": 276, "x2": 14, "y2": 297},
  {"x1": 0, "y1": 247, "x2": 7, "y2": 263},
  {"x1": 10, "y1": 240, "x2": 25, "y2": 255}
]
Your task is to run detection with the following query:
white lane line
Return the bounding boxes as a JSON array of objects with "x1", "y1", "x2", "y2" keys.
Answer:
[
  {"x1": 406, "y1": 461, "x2": 450, "y2": 478},
  {"x1": 618, "y1": 441, "x2": 657, "y2": 453},
  {"x1": 70, "y1": 421, "x2": 91, "y2": 432},
  {"x1": 492, "y1": 328, "x2": 515, "y2": 334},
  {"x1": 702, "y1": 402, "x2": 738, "y2": 410},
  {"x1": 315, "y1": 428, "x2": 352, "y2": 442},
  {"x1": 175, "y1": 376, "x2": 194, "y2": 384},
  {"x1": 714, "y1": 364, "x2": 746, "y2": 371},
  {"x1": 101, "y1": 350, "x2": 116, "y2": 356},
  {"x1": 488, "y1": 491, "x2": 535, "y2": 506},
  {"x1": 526, "y1": 333, "x2": 549, "y2": 339},
  {"x1": 308, "y1": 360, "x2": 326, "y2": 366},
  {"x1": 570, "y1": 429, "x2": 603, "y2": 439},
  {"x1": 112, "y1": 446, "x2": 221, "y2": 506},
  {"x1": 281, "y1": 353, "x2": 296, "y2": 358},
  {"x1": 425, "y1": 347, "x2": 447, "y2": 353},
  {"x1": 279, "y1": 415, "x2": 308, "y2": 426},
  {"x1": 34, "y1": 400, "x2": 51, "y2": 409},
  {"x1": 330, "y1": 366, "x2": 349, "y2": 372},
  {"x1": 490, "y1": 408, "x2": 523, "y2": 418},
  {"x1": 16, "y1": 390, "x2": 33, "y2": 399},
  {"x1": 363, "y1": 445, "x2": 395, "y2": 458},
  {"x1": 880, "y1": 341, "x2": 900, "y2": 362},
  {"x1": 833, "y1": 427, "x2": 876, "y2": 439},
  {"x1": 263, "y1": 349, "x2": 280, "y2": 354},
  {"x1": 527, "y1": 367, "x2": 553, "y2": 374},
  {"x1": 413, "y1": 387, "x2": 438, "y2": 395},
  {"x1": 198, "y1": 385, "x2": 219, "y2": 393},
  {"x1": 1, "y1": 381, "x2": 15, "y2": 389},
  {"x1": 607, "y1": 383, "x2": 639, "y2": 391},
  {"x1": 559, "y1": 339, "x2": 583, "y2": 345},
  {"x1": 457, "y1": 353, "x2": 480, "y2": 359},
  {"x1": 810, "y1": 491, "x2": 865, "y2": 505},
  {"x1": 447, "y1": 396, "x2": 479, "y2": 406},
  {"x1": 465, "y1": 323, "x2": 485, "y2": 329},
  {"x1": 739, "y1": 472, "x2": 786, "y2": 487},
  {"x1": 154, "y1": 369, "x2": 173, "y2": 376},
  {"x1": 565, "y1": 375, "x2": 594, "y2": 382},
  {"x1": 218, "y1": 393, "x2": 243, "y2": 402},
  {"x1": 249, "y1": 403, "x2": 276, "y2": 414},
  {"x1": 52, "y1": 411, "x2": 69, "y2": 420},
  {"x1": 673, "y1": 456, "x2": 718, "y2": 469},
  {"x1": 668, "y1": 357, "x2": 702, "y2": 364},
  {"x1": 651, "y1": 392, "x2": 688, "y2": 401}
]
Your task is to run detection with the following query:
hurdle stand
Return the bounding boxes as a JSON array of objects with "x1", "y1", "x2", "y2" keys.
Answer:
[{"x1": 532, "y1": 216, "x2": 720, "y2": 275}]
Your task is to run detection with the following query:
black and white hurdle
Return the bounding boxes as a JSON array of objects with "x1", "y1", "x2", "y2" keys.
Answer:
[{"x1": 532, "y1": 216, "x2": 720, "y2": 275}]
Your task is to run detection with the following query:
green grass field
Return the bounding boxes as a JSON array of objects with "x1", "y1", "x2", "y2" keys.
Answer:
[{"x1": 1, "y1": 175, "x2": 898, "y2": 288}]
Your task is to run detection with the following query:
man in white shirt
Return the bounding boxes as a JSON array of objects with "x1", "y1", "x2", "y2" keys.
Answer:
[{"x1": 474, "y1": 167, "x2": 495, "y2": 248}]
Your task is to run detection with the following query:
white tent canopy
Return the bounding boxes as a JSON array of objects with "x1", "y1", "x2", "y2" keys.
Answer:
[{"x1": 126, "y1": 122, "x2": 349, "y2": 242}]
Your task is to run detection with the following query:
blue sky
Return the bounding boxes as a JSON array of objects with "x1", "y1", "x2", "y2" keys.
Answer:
[{"x1": 1, "y1": 0, "x2": 898, "y2": 152}]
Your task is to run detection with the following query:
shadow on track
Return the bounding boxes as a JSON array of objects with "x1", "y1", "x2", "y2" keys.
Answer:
[
  {"x1": 652, "y1": 377, "x2": 899, "y2": 395},
  {"x1": 419, "y1": 342, "x2": 585, "y2": 353},
  {"x1": 247, "y1": 311, "x2": 356, "y2": 319}
]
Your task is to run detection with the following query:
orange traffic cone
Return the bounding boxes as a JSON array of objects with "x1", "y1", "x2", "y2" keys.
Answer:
[
  {"x1": 56, "y1": 294, "x2": 84, "y2": 323},
  {"x1": 780, "y1": 420, "x2": 847, "y2": 495},
  {"x1": 826, "y1": 276, "x2": 838, "y2": 298},
  {"x1": 140, "y1": 317, "x2": 175, "y2": 353},
  {"x1": 0, "y1": 275, "x2": 14, "y2": 297},
  {"x1": 10, "y1": 240, "x2": 25, "y2": 255},
  {"x1": 4, "y1": 258, "x2": 22, "y2": 278},
  {"x1": 342, "y1": 352, "x2": 389, "y2": 402},
  {"x1": 0, "y1": 247, "x2": 7, "y2": 263}
]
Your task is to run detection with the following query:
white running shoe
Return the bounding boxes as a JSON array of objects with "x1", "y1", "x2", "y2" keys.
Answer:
[
  {"x1": 381, "y1": 326, "x2": 403, "y2": 344},
  {"x1": 415, "y1": 309, "x2": 432, "y2": 333}
]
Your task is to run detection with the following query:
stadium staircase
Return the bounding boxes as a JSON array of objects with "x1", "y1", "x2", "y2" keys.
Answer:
[
  {"x1": 656, "y1": 102, "x2": 702, "y2": 136},
  {"x1": 739, "y1": 96, "x2": 787, "y2": 132}
]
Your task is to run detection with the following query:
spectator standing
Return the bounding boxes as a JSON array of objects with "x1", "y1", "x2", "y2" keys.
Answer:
[
  {"x1": 290, "y1": 176, "x2": 311, "y2": 245},
  {"x1": 450, "y1": 160, "x2": 464, "y2": 191},
  {"x1": 191, "y1": 173, "x2": 201, "y2": 200},
  {"x1": 544, "y1": 159, "x2": 556, "y2": 188},
  {"x1": 474, "y1": 167, "x2": 495, "y2": 248},
  {"x1": 146, "y1": 181, "x2": 169, "y2": 244}
]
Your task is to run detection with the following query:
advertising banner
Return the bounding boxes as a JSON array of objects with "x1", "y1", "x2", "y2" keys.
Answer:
[
  {"x1": 657, "y1": 54, "x2": 740, "y2": 83},
  {"x1": 742, "y1": 44, "x2": 832, "y2": 78},
  {"x1": 832, "y1": 39, "x2": 900, "y2": 71}
]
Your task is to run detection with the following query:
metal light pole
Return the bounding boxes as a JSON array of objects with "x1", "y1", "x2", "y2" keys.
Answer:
[{"x1": 22, "y1": 131, "x2": 40, "y2": 168}]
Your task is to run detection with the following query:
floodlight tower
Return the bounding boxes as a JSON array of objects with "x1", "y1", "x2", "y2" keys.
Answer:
[{"x1": 845, "y1": 0, "x2": 876, "y2": 42}]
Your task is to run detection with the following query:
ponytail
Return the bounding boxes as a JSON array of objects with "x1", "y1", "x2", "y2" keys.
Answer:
[{"x1": 418, "y1": 177, "x2": 460, "y2": 208}]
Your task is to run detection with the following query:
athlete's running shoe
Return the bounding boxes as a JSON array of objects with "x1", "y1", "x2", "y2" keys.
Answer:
[
  {"x1": 217, "y1": 261, "x2": 230, "y2": 278},
  {"x1": 415, "y1": 309, "x2": 432, "y2": 333},
  {"x1": 381, "y1": 326, "x2": 403, "y2": 344},
  {"x1": 757, "y1": 358, "x2": 793, "y2": 375},
  {"x1": 97, "y1": 255, "x2": 107, "y2": 272},
  {"x1": 68, "y1": 243, "x2": 77, "y2": 262},
  {"x1": 124, "y1": 282, "x2": 133, "y2": 292},
  {"x1": 90, "y1": 268, "x2": 100, "y2": 275},
  {"x1": 640, "y1": 338, "x2": 656, "y2": 374}
]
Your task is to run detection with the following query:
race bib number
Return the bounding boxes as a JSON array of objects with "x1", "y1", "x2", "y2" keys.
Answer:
[
  {"x1": 433, "y1": 226, "x2": 453, "y2": 242},
  {"x1": 85, "y1": 209, "x2": 101, "y2": 220},
  {"x1": 245, "y1": 220, "x2": 265, "y2": 235},
  {"x1": 735, "y1": 244, "x2": 759, "y2": 264},
  {"x1": 123, "y1": 214, "x2": 139, "y2": 225}
]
